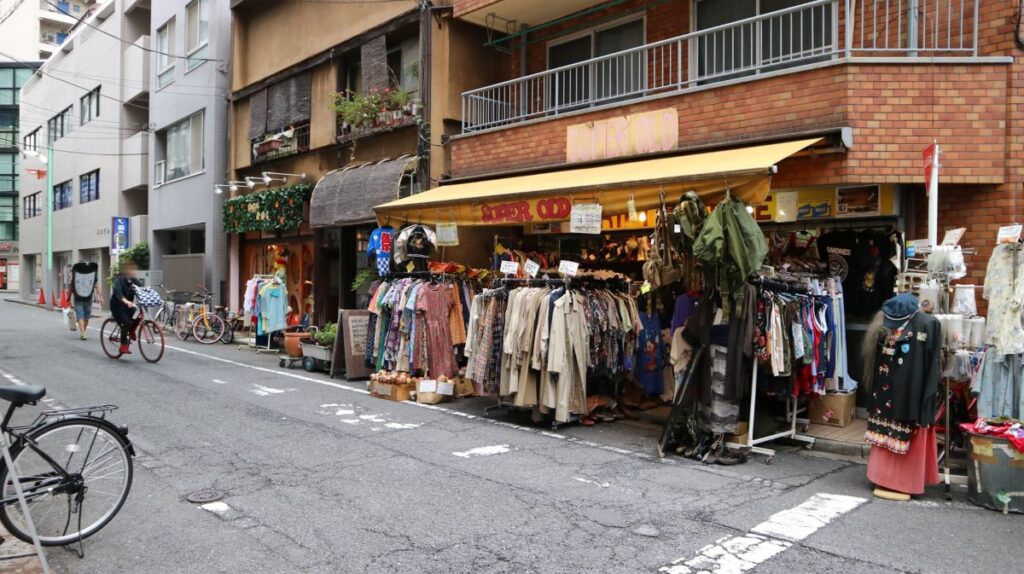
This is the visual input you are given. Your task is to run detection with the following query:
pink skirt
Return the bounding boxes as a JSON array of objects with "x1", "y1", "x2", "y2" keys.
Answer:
[{"x1": 867, "y1": 425, "x2": 939, "y2": 495}]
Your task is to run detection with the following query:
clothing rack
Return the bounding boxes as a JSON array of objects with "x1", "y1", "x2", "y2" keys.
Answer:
[
  {"x1": 249, "y1": 274, "x2": 283, "y2": 354},
  {"x1": 732, "y1": 276, "x2": 818, "y2": 460}
]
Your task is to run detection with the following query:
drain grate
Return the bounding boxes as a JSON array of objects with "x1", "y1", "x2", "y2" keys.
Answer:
[{"x1": 186, "y1": 489, "x2": 225, "y2": 504}]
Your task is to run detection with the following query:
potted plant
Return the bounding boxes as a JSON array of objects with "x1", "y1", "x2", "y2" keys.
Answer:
[{"x1": 298, "y1": 322, "x2": 336, "y2": 372}]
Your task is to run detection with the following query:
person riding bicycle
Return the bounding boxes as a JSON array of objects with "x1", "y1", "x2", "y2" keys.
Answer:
[{"x1": 110, "y1": 261, "x2": 140, "y2": 355}]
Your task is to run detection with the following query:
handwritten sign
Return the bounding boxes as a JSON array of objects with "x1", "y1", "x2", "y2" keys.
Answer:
[
  {"x1": 418, "y1": 379, "x2": 437, "y2": 393},
  {"x1": 559, "y1": 260, "x2": 579, "y2": 277},
  {"x1": 997, "y1": 225, "x2": 1022, "y2": 244},
  {"x1": 435, "y1": 223, "x2": 459, "y2": 246},
  {"x1": 500, "y1": 260, "x2": 519, "y2": 275},
  {"x1": 569, "y1": 203, "x2": 603, "y2": 235},
  {"x1": 524, "y1": 259, "x2": 540, "y2": 278}
]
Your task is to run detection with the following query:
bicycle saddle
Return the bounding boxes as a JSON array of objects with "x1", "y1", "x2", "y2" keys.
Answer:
[{"x1": 0, "y1": 385, "x2": 46, "y2": 406}]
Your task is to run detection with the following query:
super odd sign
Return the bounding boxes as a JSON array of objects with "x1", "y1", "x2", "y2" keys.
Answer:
[
  {"x1": 481, "y1": 197, "x2": 572, "y2": 224},
  {"x1": 566, "y1": 108, "x2": 678, "y2": 163}
]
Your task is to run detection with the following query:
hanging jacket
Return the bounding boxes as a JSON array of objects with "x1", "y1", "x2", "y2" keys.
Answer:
[{"x1": 693, "y1": 197, "x2": 768, "y2": 300}]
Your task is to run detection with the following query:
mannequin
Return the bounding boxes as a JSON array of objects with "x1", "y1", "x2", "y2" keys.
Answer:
[{"x1": 862, "y1": 293, "x2": 942, "y2": 499}]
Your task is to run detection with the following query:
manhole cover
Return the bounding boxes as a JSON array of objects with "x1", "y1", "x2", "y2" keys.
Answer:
[{"x1": 186, "y1": 489, "x2": 225, "y2": 504}]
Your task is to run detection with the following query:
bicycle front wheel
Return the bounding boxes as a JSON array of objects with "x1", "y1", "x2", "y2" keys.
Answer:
[
  {"x1": 99, "y1": 318, "x2": 122, "y2": 359},
  {"x1": 137, "y1": 320, "x2": 165, "y2": 363},
  {"x1": 173, "y1": 311, "x2": 191, "y2": 341},
  {"x1": 192, "y1": 314, "x2": 226, "y2": 345},
  {"x1": 0, "y1": 419, "x2": 133, "y2": 546}
]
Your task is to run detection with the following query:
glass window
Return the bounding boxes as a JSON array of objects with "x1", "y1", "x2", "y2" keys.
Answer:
[
  {"x1": 547, "y1": 18, "x2": 645, "y2": 109},
  {"x1": 80, "y1": 87, "x2": 100, "y2": 125},
  {"x1": 186, "y1": 0, "x2": 210, "y2": 69},
  {"x1": 47, "y1": 106, "x2": 72, "y2": 144},
  {"x1": 157, "y1": 20, "x2": 175, "y2": 87},
  {"x1": 0, "y1": 153, "x2": 16, "y2": 193},
  {"x1": 53, "y1": 180, "x2": 72, "y2": 210},
  {"x1": 160, "y1": 112, "x2": 203, "y2": 182},
  {"x1": 0, "y1": 109, "x2": 16, "y2": 147},
  {"x1": 0, "y1": 196, "x2": 16, "y2": 241},
  {"x1": 0, "y1": 69, "x2": 14, "y2": 105},
  {"x1": 79, "y1": 170, "x2": 100, "y2": 203},
  {"x1": 23, "y1": 129, "x2": 38, "y2": 152},
  {"x1": 23, "y1": 193, "x2": 41, "y2": 219}
]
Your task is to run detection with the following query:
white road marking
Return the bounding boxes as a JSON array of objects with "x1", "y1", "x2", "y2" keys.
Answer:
[
  {"x1": 249, "y1": 383, "x2": 296, "y2": 397},
  {"x1": 200, "y1": 501, "x2": 230, "y2": 514},
  {"x1": 661, "y1": 493, "x2": 866, "y2": 574},
  {"x1": 573, "y1": 477, "x2": 610, "y2": 488},
  {"x1": 335, "y1": 409, "x2": 355, "y2": 416},
  {"x1": 211, "y1": 379, "x2": 229, "y2": 385},
  {"x1": 384, "y1": 423, "x2": 421, "y2": 429},
  {"x1": 358, "y1": 414, "x2": 386, "y2": 422},
  {"x1": 453, "y1": 445, "x2": 512, "y2": 458}
]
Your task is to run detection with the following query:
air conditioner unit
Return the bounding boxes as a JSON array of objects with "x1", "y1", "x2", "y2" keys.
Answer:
[
  {"x1": 154, "y1": 160, "x2": 165, "y2": 186},
  {"x1": 43, "y1": 33, "x2": 56, "y2": 43}
]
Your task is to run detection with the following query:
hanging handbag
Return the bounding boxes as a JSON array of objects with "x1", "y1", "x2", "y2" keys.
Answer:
[{"x1": 654, "y1": 195, "x2": 684, "y2": 285}]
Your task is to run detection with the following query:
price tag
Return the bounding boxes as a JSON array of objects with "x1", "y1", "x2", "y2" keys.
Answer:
[
  {"x1": 673, "y1": 224, "x2": 682, "y2": 233},
  {"x1": 997, "y1": 224, "x2": 1022, "y2": 244},
  {"x1": 569, "y1": 203, "x2": 603, "y2": 234},
  {"x1": 500, "y1": 260, "x2": 520, "y2": 275},
  {"x1": 418, "y1": 379, "x2": 437, "y2": 393},
  {"x1": 437, "y1": 382, "x2": 455, "y2": 396},
  {"x1": 558, "y1": 260, "x2": 579, "y2": 277},
  {"x1": 435, "y1": 223, "x2": 459, "y2": 246},
  {"x1": 941, "y1": 227, "x2": 966, "y2": 246},
  {"x1": 524, "y1": 259, "x2": 540, "y2": 278}
]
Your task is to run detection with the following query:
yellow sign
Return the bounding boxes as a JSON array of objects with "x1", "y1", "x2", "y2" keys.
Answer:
[
  {"x1": 566, "y1": 108, "x2": 678, "y2": 163},
  {"x1": 754, "y1": 185, "x2": 897, "y2": 222}
]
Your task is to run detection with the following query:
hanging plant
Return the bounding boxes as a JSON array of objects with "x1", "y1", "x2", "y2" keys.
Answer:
[{"x1": 222, "y1": 183, "x2": 312, "y2": 234}]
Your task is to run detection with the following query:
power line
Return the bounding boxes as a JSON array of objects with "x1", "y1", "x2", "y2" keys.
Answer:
[
  {"x1": 0, "y1": 50, "x2": 150, "y2": 111},
  {"x1": 43, "y1": 0, "x2": 221, "y2": 63},
  {"x1": 44, "y1": 68, "x2": 226, "y2": 94}
]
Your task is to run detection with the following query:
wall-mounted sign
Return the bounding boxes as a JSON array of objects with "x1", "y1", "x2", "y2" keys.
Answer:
[
  {"x1": 566, "y1": 108, "x2": 678, "y2": 163},
  {"x1": 754, "y1": 185, "x2": 897, "y2": 223},
  {"x1": 480, "y1": 196, "x2": 572, "y2": 224},
  {"x1": 0, "y1": 241, "x2": 16, "y2": 253},
  {"x1": 836, "y1": 185, "x2": 881, "y2": 217},
  {"x1": 111, "y1": 217, "x2": 130, "y2": 255},
  {"x1": 569, "y1": 203, "x2": 603, "y2": 234}
]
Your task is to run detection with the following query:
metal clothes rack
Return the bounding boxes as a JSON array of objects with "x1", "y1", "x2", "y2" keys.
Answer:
[
  {"x1": 247, "y1": 274, "x2": 283, "y2": 354},
  {"x1": 730, "y1": 276, "x2": 818, "y2": 460}
]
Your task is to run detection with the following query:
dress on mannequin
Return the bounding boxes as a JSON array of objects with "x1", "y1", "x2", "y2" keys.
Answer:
[{"x1": 863, "y1": 294, "x2": 942, "y2": 496}]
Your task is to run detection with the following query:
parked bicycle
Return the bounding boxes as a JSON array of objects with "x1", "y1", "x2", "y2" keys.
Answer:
[
  {"x1": 100, "y1": 307, "x2": 165, "y2": 363},
  {"x1": 174, "y1": 286, "x2": 226, "y2": 345},
  {"x1": 0, "y1": 385, "x2": 134, "y2": 546}
]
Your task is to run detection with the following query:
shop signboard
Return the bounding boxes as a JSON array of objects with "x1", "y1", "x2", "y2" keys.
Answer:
[
  {"x1": 569, "y1": 203, "x2": 603, "y2": 234},
  {"x1": 111, "y1": 217, "x2": 130, "y2": 256},
  {"x1": 836, "y1": 185, "x2": 880, "y2": 217},
  {"x1": 0, "y1": 241, "x2": 16, "y2": 254},
  {"x1": 333, "y1": 310, "x2": 372, "y2": 380},
  {"x1": 480, "y1": 196, "x2": 572, "y2": 225},
  {"x1": 754, "y1": 185, "x2": 898, "y2": 223},
  {"x1": 566, "y1": 108, "x2": 678, "y2": 163},
  {"x1": 435, "y1": 223, "x2": 459, "y2": 246}
]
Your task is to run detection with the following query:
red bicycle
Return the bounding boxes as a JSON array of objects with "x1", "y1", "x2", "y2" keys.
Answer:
[{"x1": 100, "y1": 308, "x2": 165, "y2": 363}]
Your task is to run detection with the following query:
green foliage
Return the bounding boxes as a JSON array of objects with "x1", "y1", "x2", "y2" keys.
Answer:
[
  {"x1": 351, "y1": 267, "x2": 377, "y2": 293},
  {"x1": 315, "y1": 322, "x2": 338, "y2": 347},
  {"x1": 222, "y1": 183, "x2": 312, "y2": 234},
  {"x1": 107, "y1": 241, "x2": 150, "y2": 284},
  {"x1": 331, "y1": 86, "x2": 414, "y2": 129}
]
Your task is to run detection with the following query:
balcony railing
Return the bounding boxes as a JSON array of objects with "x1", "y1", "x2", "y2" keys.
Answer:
[
  {"x1": 251, "y1": 123, "x2": 310, "y2": 164},
  {"x1": 461, "y1": 0, "x2": 980, "y2": 133}
]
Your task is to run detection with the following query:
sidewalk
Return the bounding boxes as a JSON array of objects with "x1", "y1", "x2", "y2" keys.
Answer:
[{"x1": 0, "y1": 524, "x2": 45, "y2": 574}]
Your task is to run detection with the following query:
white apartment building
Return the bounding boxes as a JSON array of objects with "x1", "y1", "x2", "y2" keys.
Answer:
[
  {"x1": 18, "y1": 0, "x2": 151, "y2": 304},
  {"x1": 0, "y1": 0, "x2": 100, "y2": 61}
]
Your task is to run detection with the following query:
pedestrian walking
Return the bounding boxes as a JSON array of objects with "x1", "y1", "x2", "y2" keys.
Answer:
[
  {"x1": 70, "y1": 261, "x2": 103, "y2": 341},
  {"x1": 110, "y1": 261, "x2": 139, "y2": 355}
]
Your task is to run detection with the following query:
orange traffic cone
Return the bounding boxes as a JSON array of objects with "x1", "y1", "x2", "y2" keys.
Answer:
[
  {"x1": 59, "y1": 289, "x2": 69, "y2": 309},
  {"x1": 51, "y1": 292, "x2": 57, "y2": 307},
  {"x1": 37, "y1": 288, "x2": 46, "y2": 305}
]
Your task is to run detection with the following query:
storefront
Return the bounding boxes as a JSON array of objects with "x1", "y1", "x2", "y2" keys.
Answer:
[
  {"x1": 223, "y1": 183, "x2": 316, "y2": 325},
  {"x1": 0, "y1": 240, "x2": 17, "y2": 291}
]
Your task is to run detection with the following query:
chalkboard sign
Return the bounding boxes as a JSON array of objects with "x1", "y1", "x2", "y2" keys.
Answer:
[{"x1": 332, "y1": 309, "x2": 372, "y2": 380}]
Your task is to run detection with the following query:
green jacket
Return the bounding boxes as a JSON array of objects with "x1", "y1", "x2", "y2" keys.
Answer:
[{"x1": 693, "y1": 197, "x2": 767, "y2": 299}]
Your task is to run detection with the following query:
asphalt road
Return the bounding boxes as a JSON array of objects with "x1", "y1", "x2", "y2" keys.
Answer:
[{"x1": 0, "y1": 300, "x2": 1018, "y2": 573}]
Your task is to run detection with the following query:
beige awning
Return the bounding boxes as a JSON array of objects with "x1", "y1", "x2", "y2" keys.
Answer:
[
  {"x1": 374, "y1": 138, "x2": 820, "y2": 226},
  {"x1": 310, "y1": 156, "x2": 418, "y2": 228}
]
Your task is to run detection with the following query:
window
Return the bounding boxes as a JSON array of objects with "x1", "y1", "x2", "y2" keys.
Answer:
[
  {"x1": 157, "y1": 20, "x2": 175, "y2": 87},
  {"x1": 0, "y1": 110, "x2": 15, "y2": 148},
  {"x1": 53, "y1": 180, "x2": 72, "y2": 210},
  {"x1": 0, "y1": 153, "x2": 16, "y2": 193},
  {"x1": 80, "y1": 87, "x2": 100, "y2": 125},
  {"x1": 23, "y1": 128, "x2": 38, "y2": 152},
  {"x1": 23, "y1": 192, "x2": 41, "y2": 219},
  {"x1": 186, "y1": 0, "x2": 210, "y2": 69},
  {"x1": 547, "y1": 18, "x2": 645, "y2": 108},
  {"x1": 47, "y1": 106, "x2": 73, "y2": 144},
  {"x1": 158, "y1": 112, "x2": 204, "y2": 183},
  {"x1": 385, "y1": 38, "x2": 419, "y2": 92},
  {"x1": 79, "y1": 170, "x2": 99, "y2": 203},
  {"x1": 0, "y1": 67, "x2": 34, "y2": 105},
  {"x1": 0, "y1": 196, "x2": 15, "y2": 240},
  {"x1": 694, "y1": 0, "x2": 834, "y2": 81}
]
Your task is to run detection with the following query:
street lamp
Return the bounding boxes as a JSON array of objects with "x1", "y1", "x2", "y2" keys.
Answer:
[
  {"x1": 21, "y1": 146, "x2": 54, "y2": 309},
  {"x1": 213, "y1": 184, "x2": 233, "y2": 195},
  {"x1": 261, "y1": 172, "x2": 306, "y2": 185}
]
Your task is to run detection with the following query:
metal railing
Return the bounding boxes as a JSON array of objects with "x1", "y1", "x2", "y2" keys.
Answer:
[
  {"x1": 251, "y1": 123, "x2": 311, "y2": 164},
  {"x1": 461, "y1": 0, "x2": 980, "y2": 133}
]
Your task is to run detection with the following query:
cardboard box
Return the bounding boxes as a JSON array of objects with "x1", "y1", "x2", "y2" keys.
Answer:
[
  {"x1": 416, "y1": 379, "x2": 454, "y2": 405},
  {"x1": 810, "y1": 391, "x2": 856, "y2": 427},
  {"x1": 371, "y1": 381, "x2": 413, "y2": 402},
  {"x1": 727, "y1": 422, "x2": 750, "y2": 446}
]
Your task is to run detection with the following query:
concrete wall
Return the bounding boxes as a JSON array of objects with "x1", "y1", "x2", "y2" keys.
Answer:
[
  {"x1": 18, "y1": 0, "x2": 150, "y2": 304},
  {"x1": 0, "y1": 0, "x2": 42, "y2": 61},
  {"x1": 148, "y1": 0, "x2": 231, "y2": 305}
]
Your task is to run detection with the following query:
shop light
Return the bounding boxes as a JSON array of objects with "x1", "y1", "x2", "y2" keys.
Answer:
[
  {"x1": 213, "y1": 184, "x2": 233, "y2": 195},
  {"x1": 638, "y1": 211, "x2": 648, "y2": 223},
  {"x1": 228, "y1": 180, "x2": 253, "y2": 193},
  {"x1": 746, "y1": 205, "x2": 755, "y2": 215},
  {"x1": 262, "y1": 171, "x2": 306, "y2": 185},
  {"x1": 245, "y1": 176, "x2": 266, "y2": 188}
]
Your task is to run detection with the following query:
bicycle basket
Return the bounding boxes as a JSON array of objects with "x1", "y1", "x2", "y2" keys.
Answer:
[{"x1": 136, "y1": 286, "x2": 165, "y2": 308}]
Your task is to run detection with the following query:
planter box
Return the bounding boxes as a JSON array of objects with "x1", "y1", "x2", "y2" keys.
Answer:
[{"x1": 300, "y1": 341, "x2": 333, "y2": 362}]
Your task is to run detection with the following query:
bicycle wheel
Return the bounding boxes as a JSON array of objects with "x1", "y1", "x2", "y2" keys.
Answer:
[
  {"x1": 220, "y1": 320, "x2": 235, "y2": 345},
  {"x1": 99, "y1": 319, "x2": 123, "y2": 359},
  {"x1": 0, "y1": 418, "x2": 133, "y2": 546},
  {"x1": 137, "y1": 320, "x2": 165, "y2": 363},
  {"x1": 174, "y1": 310, "x2": 191, "y2": 341},
  {"x1": 192, "y1": 314, "x2": 226, "y2": 345}
]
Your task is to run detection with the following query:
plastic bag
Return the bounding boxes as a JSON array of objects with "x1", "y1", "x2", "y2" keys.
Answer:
[{"x1": 63, "y1": 308, "x2": 77, "y2": 331}]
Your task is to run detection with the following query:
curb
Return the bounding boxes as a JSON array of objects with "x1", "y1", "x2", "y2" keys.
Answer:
[{"x1": 808, "y1": 436, "x2": 871, "y2": 459}]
